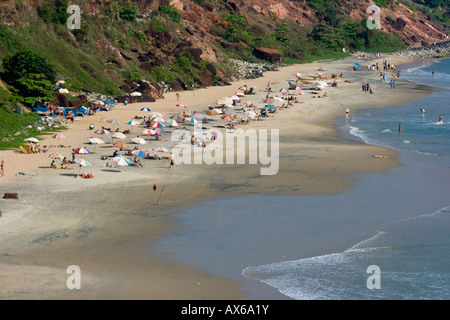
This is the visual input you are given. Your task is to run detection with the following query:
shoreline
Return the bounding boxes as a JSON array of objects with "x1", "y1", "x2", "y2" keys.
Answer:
[{"x1": 0, "y1": 53, "x2": 436, "y2": 299}]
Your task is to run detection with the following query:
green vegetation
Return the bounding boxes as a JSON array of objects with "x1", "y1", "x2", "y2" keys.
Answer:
[
  {"x1": 158, "y1": 5, "x2": 183, "y2": 23},
  {"x1": 0, "y1": 100, "x2": 65, "y2": 150}
]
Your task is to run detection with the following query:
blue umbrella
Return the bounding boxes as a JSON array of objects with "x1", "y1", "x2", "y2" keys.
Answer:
[
  {"x1": 354, "y1": 62, "x2": 361, "y2": 68},
  {"x1": 141, "y1": 107, "x2": 152, "y2": 112},
  {"x1": 265, "y1": 104, "x2": 276, "y2": 109}
]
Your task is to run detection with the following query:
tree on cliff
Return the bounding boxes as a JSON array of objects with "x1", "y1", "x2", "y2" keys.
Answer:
[{"x1": 2, "y1": 50, "x2": 56, "y2": 104}]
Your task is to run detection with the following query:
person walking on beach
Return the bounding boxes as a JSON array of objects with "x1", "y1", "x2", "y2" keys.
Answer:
[
  {"x1": 0, "y1": 161, "x2": 4, "y2": 177},
  {"x1": 176, "y1": 92, "x2": 180, "y2": 102},
  {"x1": 169, "y1": 152, "x2": 175, "y2": 169}
]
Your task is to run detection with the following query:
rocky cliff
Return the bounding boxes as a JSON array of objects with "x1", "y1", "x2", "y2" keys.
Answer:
[{"x1": 0, "y1": 0, "x2": 448, "y2": 99}]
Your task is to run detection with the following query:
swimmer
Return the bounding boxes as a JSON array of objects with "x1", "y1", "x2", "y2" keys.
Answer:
[
  {"x1": 420, "y1": 108, "x2": 425, "y2": 116},
  {"x1": 438, "y1": 115, "x2": 443, "y2": 124}
]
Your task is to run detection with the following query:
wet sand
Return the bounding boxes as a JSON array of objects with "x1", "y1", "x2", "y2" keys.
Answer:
[{"x1": 0, "y1": 53, "x2": 434, "y2": 299}]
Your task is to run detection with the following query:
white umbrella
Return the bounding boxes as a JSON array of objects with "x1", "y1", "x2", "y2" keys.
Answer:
[
  {"x1": 88, "y1": 137, "x2": 104, "y2": 144},
  {"x1": 132, "y1": 137, "x2": 147, "y2": 144},
  {"x1": 112, "y1": 132, "x2": 127, "y2": 139},
  {"x1": 24, "y1": 137, "x2": 39, "y2": 143},
  {"x1": 130, "y1": 92, "x2": 142, "y2": 96}
]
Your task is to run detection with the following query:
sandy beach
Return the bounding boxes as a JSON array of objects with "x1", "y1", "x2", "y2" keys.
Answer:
[{"x1": 0, "y1": 53, "x2": 434, "y2": 299}]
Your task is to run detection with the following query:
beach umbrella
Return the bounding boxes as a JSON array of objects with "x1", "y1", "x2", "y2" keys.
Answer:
[
  {"x1": 154, "y1": 128, "x2": 166, "y2": 134},
  {"x1": 243, "y1": 111, "x2": 256, "y2": 119},
  {"x1": 132, "y1": 137, "x2": 147, "y2": 145},
  {"x1": 74, "y1": 147, "x2": 91, "y2": 158},
  {"x1": 281, "y1": 88, "x2": 289, "y2": 95},
  {"x1": 130, "y1": 92, "x2": 142, "y2": 96},
  {"x1": 140, "y1": 107, "x2": 152, "y2": 112},
  {"x1": 140, "y1": 128, "x2": 156, "y2": 136},
  {"x1": 149, "y1": 112, "x2": 164, "y2": 118},
  {"x1": 74, "y1": 147, "x2": 91, "y2": 154},
  {"x1": 131, "y1": 149, "x2": 147, "y2": 158},
  {"x1": 88, "y1": 137, "x2": 104, "y2": 145},
  {"x1": 151, "y1": 122, "x2": 165, "y2": 128},
  {"x1": 151, "y1": 117, "x2": 166, "y2": 123},
  {"x1": 112, "y1": 132, "x2": 127, "y2": 139},
  {"x1": 166, "y1": 119, "x2": 178, "y2": 127},
  {"x1": 190, "y1": 117, "x2": 198, "y2": 125},
  {"x1": 49, "y1": 153, "x2": 65, "y2": 160},
  {"x1": 293, "y1": 73, "x2": 302, "y2": 78},
  {"x1": 106, "y1": 119, "x2": 120, "y2": 131},
  {"x1": 95, "y1": 129, "x2": 110, "y2": 135},
  {"x1": 113, "y1": 141, "x2": 128, "y2": 149},
  {"x1": 176, "y1": 103, "x2": 188, "y2": 108},
  {"x1": 24, "y1": 137, "x2": 40, "y2": 143},
  {"x1": 127, "y1": 120, "x2": 139, "y2": 126},
  {"x1": 113, "y1": 156, "x2": 131, "y2": 171},
  {"x1": 53, "y1": 133, "x2": 66, "y2": 141},
  {"x1": 206, "y1": 109, "x2": 219, "y2": 116},
  {"x1": 152, "y1": 147, "x2": 169, "y2": 153},
  {"x1": 74, "y1": 158, "x2": 92, "y2": 174}
]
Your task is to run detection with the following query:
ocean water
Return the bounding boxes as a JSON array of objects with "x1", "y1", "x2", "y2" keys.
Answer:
[{"x1": 152, "y1": 58, "x2": 450, "y2": 300}]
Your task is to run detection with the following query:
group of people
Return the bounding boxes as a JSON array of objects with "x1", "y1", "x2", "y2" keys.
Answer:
[{"x1": 361, "y1": 82, "x2": 373, "y2": 94}]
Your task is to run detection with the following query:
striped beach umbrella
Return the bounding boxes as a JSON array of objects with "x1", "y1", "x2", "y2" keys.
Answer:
[
  {"x1": 74, "y1": 158, "x2": 92, "y2": 173},
  {"x1": 140, "y1": 128, "x2": 156, "y2": 136},
  {"x1": 49, "y1": 153, "x2": 65, "y2": 160},
  {"x1": 151, "y1": 122, "x2": 165, "y2": 128},
  {"x1": 140, "y1": 107, "x2": 152, "y2": 112},
  {"x1": 166, "y1": 119, "x2": 178, "y2": 127},
  {"x1": 151, "y1": 116, "x2": 166, "y2": 123},
  {"x1": 131, "y1": 149, "x2": 147, "y2": 158},
  {"x1": 154, "y1": 128, "x2": 166, "y2": 134},
  {"x1": 127, "y1": 120, "x2": 139, "y2": 126},
  {"x1": 113, "y1": 156, "x2": 131, "y2": 171},
  {"x1": 74, "y1": 147, "x2": 91, "y2": 154}
]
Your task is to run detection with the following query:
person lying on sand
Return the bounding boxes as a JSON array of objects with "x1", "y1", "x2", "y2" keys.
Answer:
[{"x1": 372, "y1": 154, "x2": 388, "y2": 158}]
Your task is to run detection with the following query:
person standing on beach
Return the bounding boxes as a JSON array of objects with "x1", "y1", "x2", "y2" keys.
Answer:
[
  {"x1": 169, "y1": 153, "x2": 175, "y2": 169},
  {"x1": 0, "y1": 161, "x2": 4, "y2": 177},
  {"x1": 345, "y1": 108, "x2": 350, "y2": 118}
]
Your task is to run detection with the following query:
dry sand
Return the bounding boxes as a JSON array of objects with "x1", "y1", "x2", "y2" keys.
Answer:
[{"x1": 0, "y1": 54, "x2": 433, "y2": 299}]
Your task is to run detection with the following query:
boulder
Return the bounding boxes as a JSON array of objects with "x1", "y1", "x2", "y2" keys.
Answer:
[
  {"x1": 57, "y1": 94, "x2": 70, "y2": 108},
  {"x1": 138, "y1": 81, "x2": 164, "y2": 100},
  {"x1": 253, "y1": 47, "x2": 283, "y2": 63},
  {"x1": 3, "y1": 193, "x2": 18, "y2": 200}
]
